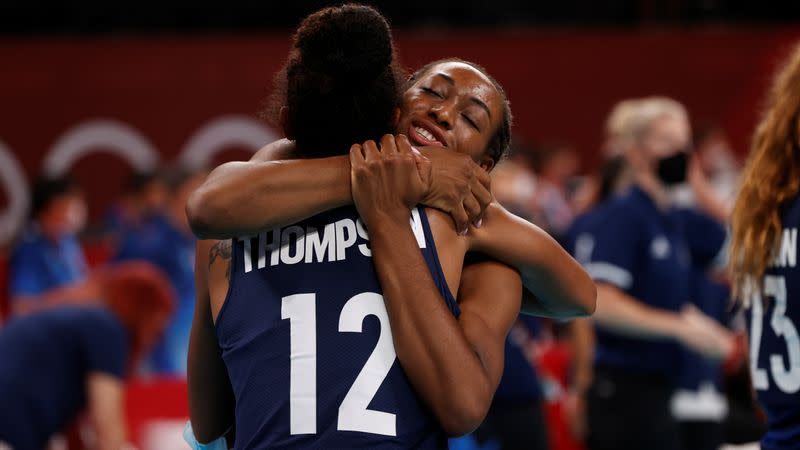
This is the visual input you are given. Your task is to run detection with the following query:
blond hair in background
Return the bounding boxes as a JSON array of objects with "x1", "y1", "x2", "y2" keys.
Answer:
[
  {"x1": 603, "y1": 98, "x2": 642, "y2": 156},
  {"x1": 730, "y1": 43, "x2": 800, "y2": 300}
]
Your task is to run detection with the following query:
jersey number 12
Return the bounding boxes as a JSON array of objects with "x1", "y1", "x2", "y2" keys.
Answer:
[{"x1": 282, "y1": 292, "x2": 397, "y2": 437}]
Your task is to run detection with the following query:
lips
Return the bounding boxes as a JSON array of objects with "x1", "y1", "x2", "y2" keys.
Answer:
[{"x1": 408, "y1": 121, "x2": 446, "y2": 148}]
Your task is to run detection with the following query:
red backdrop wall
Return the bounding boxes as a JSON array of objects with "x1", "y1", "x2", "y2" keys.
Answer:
[{"x1": 1, "y1": 26, "x2": 799, "y2": 244}]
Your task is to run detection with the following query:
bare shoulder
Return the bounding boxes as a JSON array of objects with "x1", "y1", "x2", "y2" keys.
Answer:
[{"x1": 250, "y1": 138, "x2": 297, "y2": 162}]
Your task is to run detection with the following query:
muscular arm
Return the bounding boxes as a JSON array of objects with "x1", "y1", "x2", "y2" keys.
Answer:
[
  {"x1": 187, "y1": 139, "x2": 352, "y2": 239},
  {"x1": 187, "y1": 239, "x2": 235, "y2": 443},
  {"x1": 369, "y1": 217, "x2": 520, "y2": 435},
  {"x1": 187, "y1": 138, "x2": 491, "y2": 239},
  {"x1": 470, "y1": 203, "x2": 596, "y2": 318}
]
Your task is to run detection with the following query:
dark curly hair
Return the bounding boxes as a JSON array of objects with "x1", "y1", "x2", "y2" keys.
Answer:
[
  {"x1": 408, "y1": 58, "x2": 513, "y2": 164},
  {"x1": 264, "y1": 4, "x2": 406, "y2": 158}
]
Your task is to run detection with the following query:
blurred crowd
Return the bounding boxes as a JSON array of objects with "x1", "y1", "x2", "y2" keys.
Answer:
[
  {"x1": 3, "y1": 166, "x2": 207, "y2": 377},
  {"x1": 0, "y1": 95, "x2": 767, "y2": 450}
]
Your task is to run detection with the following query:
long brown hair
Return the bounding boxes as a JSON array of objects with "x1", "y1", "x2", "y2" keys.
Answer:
[{"x1": 730, "y1": 43, "x2": 800, "y2": 300}]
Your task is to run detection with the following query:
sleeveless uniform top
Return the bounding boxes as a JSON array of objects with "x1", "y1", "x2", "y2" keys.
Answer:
[
  {"x1": 748, "y1": 194, "x2": 800, "y2": 450},
  {"x1": 216, "y1": 206, "x2": 458, "y2": 449}
]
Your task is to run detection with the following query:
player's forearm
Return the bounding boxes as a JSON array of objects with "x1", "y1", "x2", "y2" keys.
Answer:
[
  {"x1": 368, "y1": 216, "x2": 493, "y2": 435},
  {"x1": 472, "y1": 205, "x2": 596, "y2": 318},
  {"x1": 593, "y1": 283, "x2": 681, "y2": 339},
  {"x1": 187, "y1": 156, "x2": 351, "y2": 239}
]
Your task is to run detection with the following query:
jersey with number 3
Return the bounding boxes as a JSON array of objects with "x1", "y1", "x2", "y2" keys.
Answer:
[
  {"x1": 216, "y1": 206, "x2": 456, "y2": 449},
  {"x1": 748, "y1": 194, "x2": 800, "y2": 450}
]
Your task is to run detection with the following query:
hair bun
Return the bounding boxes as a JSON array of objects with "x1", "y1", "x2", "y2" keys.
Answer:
[{"x1": 295, "y1": 4, "x2": 393, "y2": 84}]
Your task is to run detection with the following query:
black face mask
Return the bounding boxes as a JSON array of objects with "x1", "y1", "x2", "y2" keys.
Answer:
[{"x1": 656, "y1": 151, "x2": 688, "y2": 186}]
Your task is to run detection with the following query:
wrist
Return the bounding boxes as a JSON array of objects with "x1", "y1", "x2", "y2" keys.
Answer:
[{"x1": 361, "y1": 207, "x2": 412, "y2": 228}]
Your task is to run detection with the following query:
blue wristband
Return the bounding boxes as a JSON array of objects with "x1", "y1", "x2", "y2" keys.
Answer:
[{"x1": 183, "y1": 421, "x2": 229, "y2": 450}]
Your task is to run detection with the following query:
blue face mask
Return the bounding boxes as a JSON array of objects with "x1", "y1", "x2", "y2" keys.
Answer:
[{"x1": 656, "y1": 151, "x2": 689, "y2": 186}]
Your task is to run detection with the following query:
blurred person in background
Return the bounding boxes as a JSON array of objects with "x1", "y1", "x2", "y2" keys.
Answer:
[
  {"x1": 562, "y1": 98, "x2": 641, "y2": 443},
  {"x1": 667, "y1": 123, "x2": 740, "y2": 224},
  {"x1": 564, "y1": 97, "x2": 736, "y2": 450},
  {"x1": 492, "y1": 140, "x2": 580, "y2": 241},
  {"x1": 491, "y1": 142, "x2": 539, "y2": 220},
  {"x1": 729, "y1": 42, "x2": 800, "y2": 450},
  {"x1": 571, "y1": 99, "x2": 638, "y2": 215},
  {"x1": 115, "y1": 167, "x2": 204, "y2": 376},
  {"x1": 528, "y1": 142, "x2": 579, "y2": 241},
  {"x1": 8, "y1": 176, "x2": 99, "y2": 317},
  {"x1": 0, "y1": 262, "x2": 174, "y2": 450},
  {"x1": 103, "y1": 170, "x2": 169, "y2": 245}
]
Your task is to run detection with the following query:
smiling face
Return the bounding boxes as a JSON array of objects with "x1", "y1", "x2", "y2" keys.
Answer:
[{"x1": 396, "y1": 61, "x2": 505, "y2": 170}]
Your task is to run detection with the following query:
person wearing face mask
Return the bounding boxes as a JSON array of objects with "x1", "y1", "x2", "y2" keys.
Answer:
[
  {"x1": 8, "y1": 176, "x2": 101, "y2": 317},
  {"x1": 564, "y1": 97, "x2": 738, "y2": 450}
]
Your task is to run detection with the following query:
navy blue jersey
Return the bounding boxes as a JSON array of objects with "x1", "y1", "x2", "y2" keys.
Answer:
[
  {"x1": 747, "y1": 194, "x2": 800, "y2": 450},
  {"x1": 565, "y1": 187, "x2": 697, "y2": 376},
  {"x1": 0, "y1": 307, "x2": 128, "y2": 450},
  {"x1": 217, "y1": 206, "x2": 457, "y2": 449}
]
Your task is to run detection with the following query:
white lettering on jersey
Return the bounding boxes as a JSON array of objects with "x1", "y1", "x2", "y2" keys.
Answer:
[
  {"x1": 356, "y1": 218, "x2": 371, "y2": 258},
  {"x1": 335, "y1": 219, "x2": 358, "y2": 261},
  {"x1": 772, "y1": 228, "x2": 797, "y2": 268},
  {"x1": 305, "y1": 223, "x2": 336, "y2": 263},
  {"x1": 281, "y1": 226, "x2": 306, "y2": 265},
  {"x1": 241, "y1": 208, "x2": 429, "y2": 271}
]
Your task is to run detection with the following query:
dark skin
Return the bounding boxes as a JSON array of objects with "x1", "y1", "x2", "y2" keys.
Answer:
[{"x1": 188, "y1": 62, "x2": 595, "y2": 441}]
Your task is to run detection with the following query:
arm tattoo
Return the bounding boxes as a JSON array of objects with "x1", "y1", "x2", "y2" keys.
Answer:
[{"x1": 209, "y1": 239, "x2": 233, "y2": 280}]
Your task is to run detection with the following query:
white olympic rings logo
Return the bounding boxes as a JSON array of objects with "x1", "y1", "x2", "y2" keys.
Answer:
[{"x1": 0, "y1": 114, "x2": 278, "y2": 245}]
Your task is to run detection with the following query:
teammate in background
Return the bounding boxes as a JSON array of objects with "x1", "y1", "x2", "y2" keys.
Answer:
[
  {"x1": 0, "y1": 262, "x2": 174, "y2": 450},
  {"x1": 187, "y1": 4, "x2": 594, "y2": 448},
  {"x1": 564, "y1": 97, "x2": 735, "y2": 450},
  {"x1": 729, "y1": 42, "x2": 800, "y2": 450},
  {"x1": 9, "y1": 176, "x2": 99, "y2": 316}
]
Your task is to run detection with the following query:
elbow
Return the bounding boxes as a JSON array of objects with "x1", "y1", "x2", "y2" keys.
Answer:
[
  {"x1": 186, "y1": 187, "x2": 222, "y2": 240},
  {"x1": 436, "y1": 389, "x2": 491, "y2": 437},
  {"x1": 576, "y1": 281, "x2": 598, "y2": 317}
]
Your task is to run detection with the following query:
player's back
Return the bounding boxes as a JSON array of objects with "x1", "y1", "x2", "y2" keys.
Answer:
[
  {"x1": 748, "y1": 193, "x2": 800, "y2": 450},
  {"x1": 216, "y1": 206, "x2": 456, "y2": 449}
]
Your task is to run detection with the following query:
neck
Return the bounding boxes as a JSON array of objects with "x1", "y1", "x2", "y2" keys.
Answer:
[{"x1": 633, "y1": 172, "x2": 670, "y2": 211}]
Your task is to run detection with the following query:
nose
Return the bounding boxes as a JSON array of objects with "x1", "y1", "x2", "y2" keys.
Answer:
[{"x1": 429, "y1": 102, "x2": 455, "y2": 130}]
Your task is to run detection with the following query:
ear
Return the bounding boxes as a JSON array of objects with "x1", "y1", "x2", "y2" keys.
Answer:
[
  {"x1": 392, "y1": 107, "x2": 402, "y2": 129},
  {"x1": 479, "y1": 155, "x2": 495, "y2": 172},
  {"x1": 280, "y1": 106, "x2": 294, "y2": 140}
]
